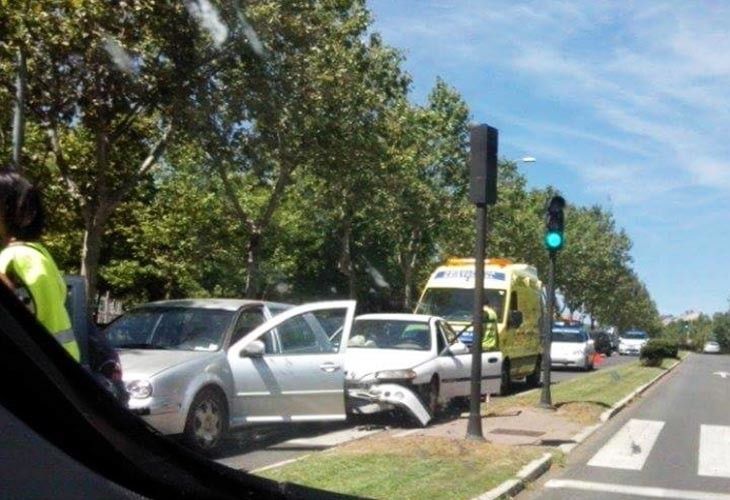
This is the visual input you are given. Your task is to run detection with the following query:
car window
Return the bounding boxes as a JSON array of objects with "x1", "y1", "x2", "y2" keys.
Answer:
[
  {"x1": 440, "y1": 321, "x2": 459, "y2": 344},
  {"x1": 106, "y1": 307, "x2": 234, "y2": 351},
  {"x1": 275, "y1": 313, "x2": 335, "y2": 355},
  {"x1": 231, "y1": 307, "x2": 265, "y2": 345},
  {"x1": 435, "y1": 323, "x2": 447, "y2": 353},
  {"x1": 552, "y1": 329, "x2": 586, "y2": 343},
  {"x1": 349, "y1": 319, "x2": 431, "y2": 351}
]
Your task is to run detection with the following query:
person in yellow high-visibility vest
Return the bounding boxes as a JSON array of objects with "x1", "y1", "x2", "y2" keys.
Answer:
[
  {"x1": 481, "y1": 299, "x2": 499, "y2": 351},
  {"x1": 0, "y1": 170, "x2": 80, "y2": 361}
]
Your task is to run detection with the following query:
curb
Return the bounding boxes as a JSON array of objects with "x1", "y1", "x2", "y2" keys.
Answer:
[
  {"x1": 599, "y1": 358, "x2": 682, "y2": 422},
  {"x1": 473, "y1": 355, "x2": 686, "y2": 499},
  {"x1": 472, "y1": 453, "x2": 553, "y2": 500}
]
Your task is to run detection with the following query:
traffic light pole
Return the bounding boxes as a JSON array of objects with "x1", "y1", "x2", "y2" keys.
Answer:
[
  {"x1": 539, "y1": 250, "x2": 556, "y2": 409},
  {"x1": 466, "y1": 202, "x2": 486, "y2": 441}
]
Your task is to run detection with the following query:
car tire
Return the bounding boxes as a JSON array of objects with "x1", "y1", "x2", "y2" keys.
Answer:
[
  {"x1": 184, "y1": 387, "x2": 229, "y2": 456},
  {"x1": 525, "y1": 356, "x2": 541, "y2": 388},
  {"x1": 499, "y1": 360, "x2": 512, "y2": 396}
]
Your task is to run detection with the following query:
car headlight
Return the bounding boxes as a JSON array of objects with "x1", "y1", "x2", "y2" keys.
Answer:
[
  {"x1": 375, "y1": 369, "x2": 417, "y2": 381},
  {"x1": 573, "y1": 349, "x2": 585, "y2": 356},
  {"x1": 126, "y1": 379, "x2": 153, "y2": 399}
]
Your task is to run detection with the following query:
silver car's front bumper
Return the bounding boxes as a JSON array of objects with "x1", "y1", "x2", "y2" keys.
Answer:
[
  {"x1": 347, "y1": 383, "x2": 431, "y2": 426},
  {"x1": 128, "y1": 396, "x2": 186, "y2": 435}
]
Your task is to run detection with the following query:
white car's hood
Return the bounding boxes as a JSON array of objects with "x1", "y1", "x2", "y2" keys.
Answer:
[
  {"x1": 345, "y1": 348, "x2": 433, "y2": 381},
  {"x1": 119, "y1": 349, "x2": 218, "y2": 380},
  {"x1": 551, "y1": 342, "x2": 586, "y2": 357}
]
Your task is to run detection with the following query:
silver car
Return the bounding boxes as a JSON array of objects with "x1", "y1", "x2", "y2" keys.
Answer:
[{"x1": 108, "y1": 299, "x2": 356, "y2": 454}]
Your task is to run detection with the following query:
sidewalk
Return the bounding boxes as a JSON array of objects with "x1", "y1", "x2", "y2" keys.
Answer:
[{"x1": 404, "y1": 405, "x2": 584, "y2": 447}]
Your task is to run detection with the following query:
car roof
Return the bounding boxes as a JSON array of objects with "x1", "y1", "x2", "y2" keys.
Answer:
[
  {"x1": 355, "y1": 313, "x2": 435, "y2": 322},
  {"x1": 135, "y1": 299, "x2": 292, "y2": 312}
]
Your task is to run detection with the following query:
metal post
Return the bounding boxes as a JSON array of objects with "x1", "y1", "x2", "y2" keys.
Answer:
[
  {"x1": 539, "y1": 250, "x2": 556, "y2": 408},
  {"x1": 466, "y1": 203, "x2": 486, "y2": 440}
]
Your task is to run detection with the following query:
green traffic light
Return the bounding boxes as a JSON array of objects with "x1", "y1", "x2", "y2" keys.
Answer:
[{"x1": 545, "y1": 231, "x2": 563, "y2": 250}]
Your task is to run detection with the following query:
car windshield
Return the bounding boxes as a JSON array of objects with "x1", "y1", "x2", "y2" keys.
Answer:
[
  {"x1": 106, "y1": 307, "x2": 235, "y2": 352},
  {"x1": 622, "y1": 331, "x2": 648, "y2": 340},
  {"x1": 348, "y1": 319, "x2": 431, "y2": 351},
  {"x1": 552, "y1": 329, "x2": 586, "y2": 343},
  {"x1": 416, "y1": 288, "x2": 506, "y2": 322}
]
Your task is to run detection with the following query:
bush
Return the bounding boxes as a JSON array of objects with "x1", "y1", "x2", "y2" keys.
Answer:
[{"x1": 640, "y1": 339, "x2": 679, "y2": 366}]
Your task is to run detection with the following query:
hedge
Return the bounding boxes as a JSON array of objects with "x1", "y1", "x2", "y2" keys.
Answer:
[{"x1": 640, "y1": 339, "x2": 679, "y2": 367}]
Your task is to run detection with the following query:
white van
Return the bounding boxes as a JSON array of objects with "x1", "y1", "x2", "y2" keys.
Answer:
[{"x1": 414, "y1": 258, "x2": 544, "y2": 394}]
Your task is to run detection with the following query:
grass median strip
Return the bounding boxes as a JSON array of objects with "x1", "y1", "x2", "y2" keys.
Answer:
[
  {"x1": 257, "y1": 435, "x2": 542, "y2": 500},
  {"x1": 486, "y1": 355, "x2": 685, "y2": 423}
]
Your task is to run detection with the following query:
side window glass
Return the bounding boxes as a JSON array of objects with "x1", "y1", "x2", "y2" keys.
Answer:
[
  {"x1": 231, "y1": 308, "x2": 265, "y2": 345},
  {"x1": 436, "y1": 323, "x2": 447, "y2": 353},
  {"x1": 441, "y1": 321, "x2": 458, "y2": 344},
  {"x1": 510, "y1": 290, "x2": 519, "y2": 311},
  {"x1": 277, "y1": 312, "x2": 335, "y2": 354}
]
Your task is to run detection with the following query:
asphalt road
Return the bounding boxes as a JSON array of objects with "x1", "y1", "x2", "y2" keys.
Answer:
[
  {"x1": 523, "y1": 352, "x2": 730, "y2": 500},
  {"x1": 214, "y1": 354, "x2": 634, "y2": 472}
]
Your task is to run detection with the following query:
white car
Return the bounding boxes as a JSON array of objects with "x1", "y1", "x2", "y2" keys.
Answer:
[
  {"x1": 618, "y1": 330, "x2": 649, "y2": 355},
  {"x1": 343, "y1": 313, "x2": 502, "y2": 426},
  {"x1": 551, "y1": 326, "x2": 595, "y2": 370},
  {"x1": 703, "y1": 341, "x2": 721, "y2": 354}
]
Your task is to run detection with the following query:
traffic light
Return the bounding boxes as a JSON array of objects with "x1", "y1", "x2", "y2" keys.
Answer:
[{"x1": 545, "y1": 196, "x2": 566, "y2": 251}]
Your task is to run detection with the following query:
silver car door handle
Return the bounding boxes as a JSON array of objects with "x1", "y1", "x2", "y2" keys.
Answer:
[{"x1": 319, "y1": 363, "x2": 341, "y2": 373}]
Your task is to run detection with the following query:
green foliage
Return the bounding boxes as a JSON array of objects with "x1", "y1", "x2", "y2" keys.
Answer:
[
  {"x1": 640, "y1": 339, "x2": 679, "y2": 366},
  {"x1": 0, "y1": 0, "x2": 662, "y2": 325}
]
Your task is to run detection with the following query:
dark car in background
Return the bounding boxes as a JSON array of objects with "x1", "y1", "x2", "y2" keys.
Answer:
[{"x1": 590, "y1": 331, "x2": 613, "y2": 356}]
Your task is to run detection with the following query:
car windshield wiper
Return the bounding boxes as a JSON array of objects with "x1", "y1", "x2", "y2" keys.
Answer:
[{"x1": 115, "y1": 343, "x2": 168, "y2": 350}]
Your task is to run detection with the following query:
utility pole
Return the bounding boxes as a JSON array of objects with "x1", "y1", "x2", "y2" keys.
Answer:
[
  {"x1": 466, "y1": 124, "x2": 498, "y2": 440},
  {"x1": 539, "y1": 195, "x2": 565, "y2": 409}
]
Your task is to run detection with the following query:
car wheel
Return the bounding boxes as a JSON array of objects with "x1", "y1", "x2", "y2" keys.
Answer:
[
  {"x1": 420, "y1": 376, "x2": 440, "y2": 419},
  {"x1": 525, "y1": 356, "x2": 541, "y2": 388},
  {"x1": 184, "y1": 388, "x2": 228, "y2": 456},
  {"x1": 499, "y1": 360, "x2": 512, "y2": 396}
]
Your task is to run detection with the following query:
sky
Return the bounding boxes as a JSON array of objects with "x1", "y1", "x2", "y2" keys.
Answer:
[{"x1": 368, "y1": 0, "x2": 730, "y2": 316}]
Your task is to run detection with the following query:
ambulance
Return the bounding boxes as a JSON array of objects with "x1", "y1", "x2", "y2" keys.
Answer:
[{"x1": 414, "y1": 258, "x2": 544, "y2": 394}]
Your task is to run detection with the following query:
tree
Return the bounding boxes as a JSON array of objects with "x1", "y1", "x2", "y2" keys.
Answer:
[{"x1": 0, "y1": 1, "x2": 228, "y2": 304}]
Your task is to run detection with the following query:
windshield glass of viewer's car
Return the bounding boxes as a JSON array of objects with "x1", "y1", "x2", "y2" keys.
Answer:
[{"x1": 106, "y1": 308, "x2": 234, "y2": 351}]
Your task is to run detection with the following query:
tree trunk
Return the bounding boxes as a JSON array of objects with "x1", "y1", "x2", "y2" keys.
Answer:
[
  {"x1": 80, "y1": 213, "x2": 106, "y2": 311},
  {"x1": 12, "y1": 47, "x2": 26, "y2": 170},
  {"x1": 244, "y1": 232, "x2": 261, "y2": 298}
]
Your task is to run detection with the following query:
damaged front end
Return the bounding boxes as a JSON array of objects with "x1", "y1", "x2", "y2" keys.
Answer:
[{"x1": 346, "y1": 381, "x2": 431, "y2": 427}]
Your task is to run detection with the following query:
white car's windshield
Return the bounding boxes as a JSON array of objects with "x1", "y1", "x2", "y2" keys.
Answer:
[
  {"x1": 552, "y1": 329, "x2": 587, "y2": 343},
  {"x1": 348, "y1": 319, "x2": 431, "y2": 351},
  {"x1": 106, "y1": 307, "x2": 235, "y2": 352},
  {"x1": 622, "y1": 331, "x2": 648, "y2": 340}
]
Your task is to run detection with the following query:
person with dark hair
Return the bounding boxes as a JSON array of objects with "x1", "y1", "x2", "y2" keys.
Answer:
[{"x1": 0, "y1": 169, "x2": 80, "y2": 361}]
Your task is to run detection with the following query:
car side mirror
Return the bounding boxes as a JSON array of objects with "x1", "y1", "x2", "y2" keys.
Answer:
[
  {"x1": 447, "y1": 341, "x2": 469, "y2": 356},
  {"x1": 240, "y1": 340, "x2": 265, "y2": 358},
  {"x1": 508, "y1": 310, "x2": 523, "y2": 329}
]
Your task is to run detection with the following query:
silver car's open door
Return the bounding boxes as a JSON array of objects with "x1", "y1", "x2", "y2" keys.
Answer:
[{"x1": 227, "y1": 301, "x2": 355, "y2": 426}]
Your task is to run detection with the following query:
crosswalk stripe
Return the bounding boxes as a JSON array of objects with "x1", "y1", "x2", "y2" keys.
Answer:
[
  {"x1": 587, "y1": 418, "x2": 665, "y2": 470},
  {"x1": 545, "y1": 479, "x2": 730, "y2": 500},
  {"x1": 699, "y1": 425, "x2": 730, "y2": 478}
]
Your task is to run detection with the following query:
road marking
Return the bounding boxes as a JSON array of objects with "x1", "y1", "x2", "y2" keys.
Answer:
[
  {"x1": 587, "y1": 418, "x2": 664, "y2": 470},
  {"x1": 545, "y1": 479, "x2": 730, "y2": 499},
  {"x1": 713, "y1": 371, "x2": 729, "y2": 379},
  {"x1": 699, "y1": 425, "x2": 730, "y2": 478}
]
